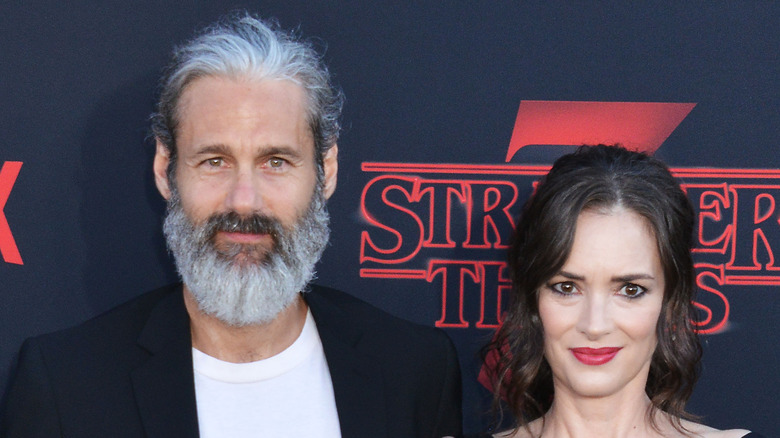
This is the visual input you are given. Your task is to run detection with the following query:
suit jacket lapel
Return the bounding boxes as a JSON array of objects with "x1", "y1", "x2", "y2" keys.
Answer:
[
  {"x1": 131, "y1": 286, "x2": 200, "y2": 438},
  {"x1": 306, "y1": 287, "x2": 388, "y2": 438}
]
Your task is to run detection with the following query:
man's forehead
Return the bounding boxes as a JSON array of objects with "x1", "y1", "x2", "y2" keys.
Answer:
[
  {"x1": 173, "y1": 75, "x2": 315, "y2": 151},
  {"x1": 178, "y1": 74, "x2": 307, "y2": 112}
]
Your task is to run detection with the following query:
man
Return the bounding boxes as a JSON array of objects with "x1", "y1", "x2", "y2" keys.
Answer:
[{"x1": 1, "y1": 13, "x2": 462, "y2": 437}]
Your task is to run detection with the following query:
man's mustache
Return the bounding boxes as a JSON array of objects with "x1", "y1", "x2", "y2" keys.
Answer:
[{"x1": 204, "y1": 211, "x2": 282, "y2": 240}]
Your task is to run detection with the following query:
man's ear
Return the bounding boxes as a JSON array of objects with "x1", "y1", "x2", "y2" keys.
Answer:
[
  {"x1": 153, "y1": 139, "x2": 172, "y2": 200},
  {"x1": 322, "y1": 144, "x2": 338, "y2": 199}
]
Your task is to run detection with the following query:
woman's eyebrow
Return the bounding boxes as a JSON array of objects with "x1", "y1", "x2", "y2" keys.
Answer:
[
  {"x1": 556, "y1": 271, "x2": 585, "y2": 281},
  {"x1": 612, "y1": 273, "x2": 656, "y2": 282}
]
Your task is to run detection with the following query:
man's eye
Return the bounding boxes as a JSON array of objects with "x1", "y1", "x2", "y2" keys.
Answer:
[
  {"x1": 549, "y1": 281, "x2": 578, "y2": 296},
  {"x1": 268, "y1": 158, "x2": 285, "y2": 168},
  {"x1": 205, "y1": 158, "x2": 223, "y2": 167},
  {"x1": 618, "y1": 283, "x2": 647, "y2": 299}
]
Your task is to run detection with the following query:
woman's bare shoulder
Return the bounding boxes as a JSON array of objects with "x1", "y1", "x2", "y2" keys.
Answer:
[
  {"x1": 681, "y1": 419, "x2": 751, "y2": 438},
  {"x1": 699, "y1": 429, "x2": 752, "y2": 438},
  {"x1": 490, "y1": 418, "x2": 544, "y2": 438},
  {"x1": 491, "y1": 429, "x2": 529, "y2": 438}
]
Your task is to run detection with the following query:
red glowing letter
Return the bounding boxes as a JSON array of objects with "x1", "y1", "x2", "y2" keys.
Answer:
[{"x1": 0, "y1": 161, "x2": 23, "y2": 265}]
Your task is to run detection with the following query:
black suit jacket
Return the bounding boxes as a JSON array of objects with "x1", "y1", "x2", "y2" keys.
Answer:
[{"x1": 1, "y1": 284, "x2": 462, "y2": 437}]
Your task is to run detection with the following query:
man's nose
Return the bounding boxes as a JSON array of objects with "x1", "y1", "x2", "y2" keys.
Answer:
[
  {"x1": 575, "y1": 294, "x2": 613, "y2": 340},
  {"x1": 225, "y1": 168, "x2": 262, "y2": 214}
]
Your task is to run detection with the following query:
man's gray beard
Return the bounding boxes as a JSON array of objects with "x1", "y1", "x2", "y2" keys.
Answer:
[{"x1": 162, "y1": 188, "x2": 330, "y2": 327}]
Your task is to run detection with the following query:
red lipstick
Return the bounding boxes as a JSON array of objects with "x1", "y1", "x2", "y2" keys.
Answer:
[{"x1": 570, "y1": 347, "x2": 622, "y2": 365}]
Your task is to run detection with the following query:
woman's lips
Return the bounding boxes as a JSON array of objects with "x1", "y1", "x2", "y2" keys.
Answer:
[{"x1": 570, "y1": 347, "x2": 622, "y2": 365}]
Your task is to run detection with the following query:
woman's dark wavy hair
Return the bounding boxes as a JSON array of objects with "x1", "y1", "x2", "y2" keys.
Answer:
[{"x1": 484, "y1": 144, "x2": 702, "y2": 434}]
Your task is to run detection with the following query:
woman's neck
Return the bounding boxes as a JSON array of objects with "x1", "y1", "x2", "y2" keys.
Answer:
[{"x1": 535, "y1": 388, "x2": 661, "y2": 438}]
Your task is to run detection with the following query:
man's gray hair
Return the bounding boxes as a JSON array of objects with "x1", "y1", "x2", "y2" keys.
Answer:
[{"x1": 151, "y1": 12, "x2": 344, "y2": 179}]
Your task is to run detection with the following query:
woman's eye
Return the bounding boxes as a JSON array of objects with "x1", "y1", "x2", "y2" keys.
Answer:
[
  {"x1": 550, "y1": 281, "x2": 578, "y2": 295},
  {"x1": 619, "y1": 283, "x2": 647, "y2": 299}
]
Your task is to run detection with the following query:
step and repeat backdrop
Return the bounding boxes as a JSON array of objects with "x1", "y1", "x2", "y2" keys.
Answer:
[{"x1": 1, "y1": 1, "x2": 778, "y2": 434}]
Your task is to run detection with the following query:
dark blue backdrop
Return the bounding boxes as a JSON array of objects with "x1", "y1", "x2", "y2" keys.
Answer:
[{"x1": 1, "y1": 2, "x2": 778, "y2": 434}]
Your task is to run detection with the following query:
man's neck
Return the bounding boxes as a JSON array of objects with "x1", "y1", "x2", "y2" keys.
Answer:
[{"x1": 182, "y1": 287, "x2": 308, "y2": 363}]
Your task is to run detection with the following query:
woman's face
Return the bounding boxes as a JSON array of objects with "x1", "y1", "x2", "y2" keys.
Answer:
[{"x1": 538, "y1": 208, "x2": 664, "y2": 400}]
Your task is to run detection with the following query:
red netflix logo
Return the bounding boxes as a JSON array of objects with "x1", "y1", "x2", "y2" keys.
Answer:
[{"x1": 0, "y1": 161, "x2": 23, "y2": 265}]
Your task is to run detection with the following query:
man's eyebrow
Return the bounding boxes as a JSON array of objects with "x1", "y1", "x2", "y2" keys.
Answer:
[
  {"x1": 257, "y1": 145, "x2": 302, "y2": 159},
  {"x1": 193, "y1": 144, "x2": 231, "y2": 156},
  {"x1": 192, "y1": 144, "x2": 303, "y2": 159}
]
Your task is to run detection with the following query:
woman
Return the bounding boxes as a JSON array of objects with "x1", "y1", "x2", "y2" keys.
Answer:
[{"x1": 476, "y1": 145, "x2": 760, "y2": 437}]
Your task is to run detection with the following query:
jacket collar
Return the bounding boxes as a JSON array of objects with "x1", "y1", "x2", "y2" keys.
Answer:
[
  {"x1": 132, "y1": 284, "x2": 200, "y2": 437},
  {"x1": 305, "y1": 285, "x2": 388, "y2": 438}
]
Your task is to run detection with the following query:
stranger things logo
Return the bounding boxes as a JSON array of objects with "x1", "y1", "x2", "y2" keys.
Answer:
[{"x1": 357, "y1": 101, "x2": 779, "y2": 335}]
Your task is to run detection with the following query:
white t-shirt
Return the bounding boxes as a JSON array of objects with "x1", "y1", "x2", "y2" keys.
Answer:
[{"x1": 192, "y1": 311, "x2": 341, "y2": 437}]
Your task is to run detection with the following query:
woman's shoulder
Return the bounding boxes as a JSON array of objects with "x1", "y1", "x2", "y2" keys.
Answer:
[
  {"x1": 457, "y1": 433, "x2": 517, "y2": 438},
  {"x1": 700, "y1": 431, "x2": 758, "y2": 438},
  {"x1": 454, "y1": 428, "x2": 525, "y2": 438},
  {"x1": 681, "y1": 420, "x2": 754, "y2": 438},
  {"x1": 459, "y1": 425, "x2": 536, "y2": 438},
  {"x1": 704, "y1": 431, "x2": 755, "y2": 438},
  {"x1": 449, "y1": 434, "x2": 498, "y2": 438}
]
